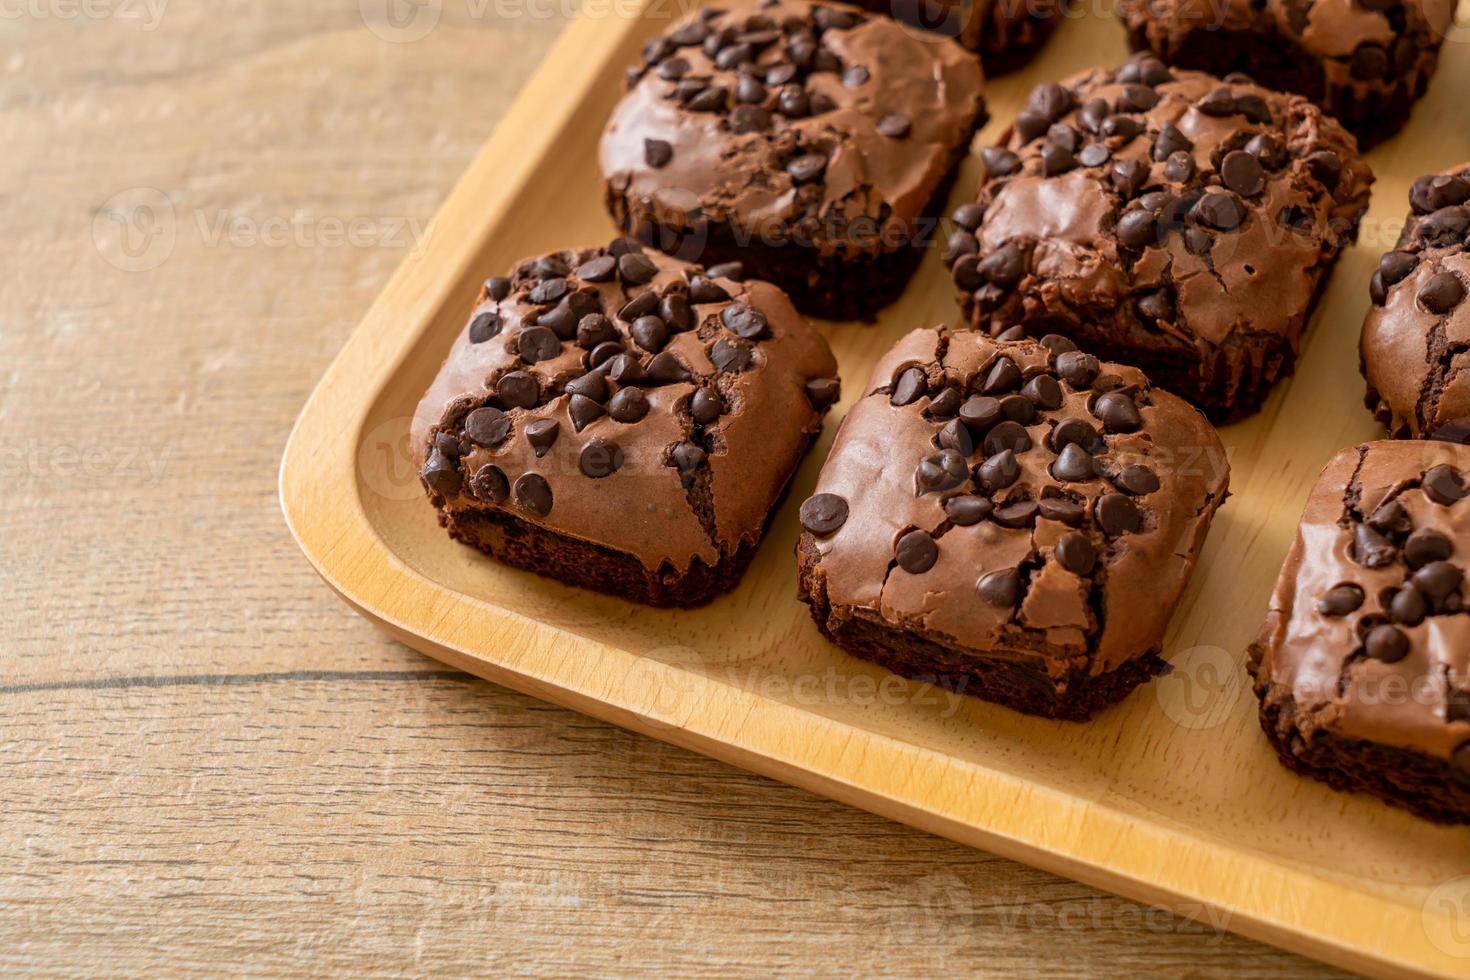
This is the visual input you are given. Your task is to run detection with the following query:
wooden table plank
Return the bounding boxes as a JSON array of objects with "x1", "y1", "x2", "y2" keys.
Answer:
[{"x1": 0, "y1": 2, "x2": 1349, "y2": 974}]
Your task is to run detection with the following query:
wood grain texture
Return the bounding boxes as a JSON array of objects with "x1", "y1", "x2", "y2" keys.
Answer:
[{"x1": 0, "y1": 0, "x2": 1377, "y2": 975}]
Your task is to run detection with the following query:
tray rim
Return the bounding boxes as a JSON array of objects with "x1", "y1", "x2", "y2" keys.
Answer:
[{"x1": 278, "y1": 9, "x2": 1465, "y2": 977}]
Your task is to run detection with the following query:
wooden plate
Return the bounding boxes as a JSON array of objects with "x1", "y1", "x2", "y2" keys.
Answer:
[{"x1": 280, "y1": 4, "x2": 1470, "y2": 975}]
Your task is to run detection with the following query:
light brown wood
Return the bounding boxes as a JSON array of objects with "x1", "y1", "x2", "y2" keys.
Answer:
[
  {"x1": 281, "y1": 3, "x2": 1470, "y2": 977},
  {"x1": 0, "y1": 0, "x2": 1435, "y2": 976}
]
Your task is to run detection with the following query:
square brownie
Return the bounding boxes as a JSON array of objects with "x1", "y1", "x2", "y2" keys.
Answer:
[
  {"x1": 840, "y1": 0, "x2": 1061, "y2": 73},
  {"x1": 944, "y1": 55, "x2": 1373, "y2": 422},
  {"x1": 599, "y1": 0, "x2": 986, "y2": 321},
  {"x1": 797, "y1": 328, "x2": 1230, "y2": 720},
  {"x1": 412, "y1": 241, "x2": 840, "y2": 607},
  {"x1": 1117, "y1": 0, "x2": 1454, "y2": 147},
  {"x1": 1361, "y1": 162, "x2": 1470, "y2": 440},
  {"x1": 1250, "y1": 441, "x2": 1470, "y2": 824}
]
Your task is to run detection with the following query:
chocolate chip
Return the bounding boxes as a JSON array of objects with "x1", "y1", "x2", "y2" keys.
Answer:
[
  {"x1": 1163, "y1": 150, "x2": 1194, "y2": 184},
  {"x1": 1351, "y1": 43, "x2": 1388, "y2": 80},
  {"x1": 607, "y1": 387, "x2": 650, "y2": 423},
  {"x1": 729, "y1": 105, "x2": 772, "y2": 134},
  {"x1": 710, "y1": 338, "x2": 752, "y2": 373},
  {"x1": 978, "y1": 568, "x2": 1020, "y2": 606},
  {"x1": 928, "y1": 387, "x2": 962, "y2": 420},
  {"x1": 1353, "y1": 523, "x2": 1397, "y2": 567},
  {"x1": 735, "y1": 75, "x2": 767, "y2": 104},
  {"x1": 579, "y1": 438, "x2": 623, "y2": 478},
  {"x1": 800, "y1": 493, "x2": 848, "y2": 535},
  {"x1": 1014, "y1": 111, "x2": 1049, "y2": 144},
  {"x1": 1027, "y1": 82, "x2": 1073, "y2": 122},
  {"x1": 891, "y1": 367, "x2": 927, "y2": 406},
  {"x1": 1093, "y1": 391, "x2": 1142, "y2": 433},
  {"x1": 1306, "y1": 150, "x2": 1342, "y2": 190},
  {"x1": 659, "y1": 294, "x2": 693, "y2": 332},
  {"x1": 488, "y1": 372, "x2": 535, "y2": 411},
  {"x1": 1022, "y1": 373, "x2": 1063, "y2": 410},
  {"x1": 1390, "y1": 585, "x2": 1428, "y2": 626},
  {"x1": 518, "y1": 326, "x2": 561, "y2": 364},
  {"x1": 1114, "y1": 465, "x2": 1159, "y2": 496},
  {"x1": 464, "y1": 406, "x2": 511, "y2": 447},
  {"x1": 992, "y1": 500, "x2": 1039, "y2": 528},
  {"x1": 1405, "y1": 528, "x2": 1452, "y2": 568},
  {"x1": 690, "y1": 388, "x2": 723, "y2": 423},
  {"x1": 805, "y1": 378, "x2": 840, "y2": 411},
  {"x1": 1102, "y1": 115, "x2": 1145, "y2": 142},
  {"x1": 841, "y1": 64, "x2": 869, "y2": 87},
  {"x1": 1076, "y1": 143, "x2": 1110, "y2": 168},
  {"x1": 1419, "y1": 273, "x2": 1466, "y2": 314},
  {"x1": 670, "y1": 441, "x2": 706, "y2": 475},
  {"x1": 576, "y1": 313, "x2": 616, "y2": 350},
  {"x1": 1056, "y1": 531, "x2": 1097, "y2": 575},
  {"x1": 618, "y1": 290, "x2": 659, "y2": 322},
  {"x1": 978, "y1": 245, "x2": 1025, "y2": 290},
  {"x1": 959, "y1": 395, "x2": 1002, "y2": 433},
  {"x1": 1379, "y1": 251, "x2": 1418, "y2": 289},
  {"x1": 1245, "y1": 132, "x2": 1286, "y2": 170},
  {"x1": 513, "y1": 473, "x2": 553, "y2": 516},
  {"x1": 1424, "y1": 464, "x2": 1468, "y2": 505},
  {"x1": 945, "y1": 494, "x2": 992, "y2": 526},
  {"x1": 706, "y1": 263, "x2": 743, "y2": 283},
  {"x1": 984, "y1": 420, "x2": 1031, "y2": 456},
  {"x1": 1117, "y1": 210, "x2": 1158, "y2": 249},
  {"x1": 1078, "y1": 98, "x2": 1111, "y2": 133},
  {"x1": 433, "y1": 432, "x2": 461, "y2": 458},
  {"x1": 1413, "y1": 560, "x2": 1463, "y2": 598},
  {"x1": 1368, "y1": 499, "x2": 1412, "y2": 536},
  {"x1": 630, "y1": 315, "x2": 668, "y2": 353},
  {"x1": 564, "y1": 371, "x2": 609, "y2": 403},
  {"x1": 1316, "y1": 583, "x2": 1364, "y2": 617},
  {"x1": 1039, "y1": 496, "x2": 1085, "y2": 525},
  {"x1": 644, "y1": 138, "x2": 673, "y2": 168},
  {"x1": 468, "y1": 462, "x2": 508, "y2": 502},
  {"x1": 1153, "y1": 124, "x2": 1192, "y2": 161},
  {"x1": 1041, "y1": 142, "x2": 1075, "y2": 177},
  {"x1": 777, "y1": 85, "x2": 808, "y2": 117},
  {"x1": 529, "y1": 278, "x2": 568, "y2": 305},
  {"x1": 469, "y1": 311, "x2": 501, "y2": 343},
  {"x1": 722, "y1": 303, "x2": 768, "y2": 339},
  {"x1": 895, "y1": 529, "x2": 938, "y2": 573},
  {"x1": 1056, "y1": 351, "x2": 1100, "y2": 388},
  {"x1": 423, "y1": 449, "x2": 462, "y2": 496},
  {"x1": 938, "y1": 418, "x2": 974, "y2": 457},
  {"x1": 980, "y1": 358, "x2": 1020, "y2": 396},
  {"x1": 877, "y1": 112, "x2": 910, "y2": 138},
  {"x1": 1193, "y1": 191, "x2": 1245, "y2": 231},
  {"x1": 1364, "y1": 624, "x2": 1409, "y2": 663},
  {"x1": 646, "y1": 351, "x2": 692, "y2": 384},
  {"x1": 977, "y1": 448, "x2": 1020, "y2": 491},
  {"x1": 618, "y1": 252, "x2": 658, "y2": 285},
  {"x1": 1233, "y1": 93, "x2": 1271, "y2": 124},
  {"x1": 1052, "y1": 443, "x2": 1096, "y2": 482},
  {"x1": 917, "y1": 450, "x2": 969, "y2": 495},
  {"x1": 1051, "y1": 417, "x2": 1099, "y2": 453},
  {"x1": 1095, "y1": 494, "x2": 1141, "y2": 536},
  {"x1": 485, "y1": 277, "x2": 512, "y2": 301},
  {"x1": 1197, "y1": 87, "x2": 1236, "y2": 116},
  {"x1": 568, "y1": 394, "x2": 605, "y2": 432},
  {"x1": 786, "y1": 153, "x2": 827, "y2": 183},
  {"x1": 979, "y1": 148, "x2": 1020, "y2": 180},
  {"x1": 688, "y1": 276, "x2": 731, "y2": 304},
  {"x1": 604, "y1": 353, "x2": 645, "y2": 385},
  {"x1": 1220, "y1": 150, "x2": 1266, "y2": 197}
]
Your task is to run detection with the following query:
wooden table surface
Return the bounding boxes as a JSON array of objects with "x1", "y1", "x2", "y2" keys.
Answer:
[{"x1": 0, "y1": 2, "x2": 1354, "y2": 975}]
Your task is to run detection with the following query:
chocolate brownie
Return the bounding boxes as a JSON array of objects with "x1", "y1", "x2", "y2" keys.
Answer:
[
  {"x1": 945, "y1": 55, "x2": 1373, "y2": 422},
  {"x1": 599, "y1": 0, "x2": 986, "y2": 321},
  {"x1": 411, "y1": 241, "x2": 840, "y2": 607},
  {"x1": 841, "y1": 0, "x2": 1061, "y2": 73},
  {"x1": 1361, "y1": 162, "x2": 1470, "y2": 441},
  {"x1": 1118, "y1": 0, "x2": 1453, "y2": 147},
  {"x1": 797, "y1": 328, "x2": 1230, "y2": 720},
  {"x1": 1250, "y1": 441, "x2": 1470, "y2": 824}
]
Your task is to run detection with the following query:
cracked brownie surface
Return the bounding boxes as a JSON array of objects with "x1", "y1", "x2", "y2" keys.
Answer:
[
  {"x1": 841, "y1": 0, "x2": 1061, "y2": 72},
  {"x1": 796, "y1": 327, "x2": 1230, "y2": 720},
  {"x1": 1250, "y1": 441, "x2": 1470, "y2": 823},
  {"x1": 1360, "y1": 162, "x2": 1470, "y2": 441},
  {"x1": 1118, "y1": 0, "x2": 1453, "y2": 147},
  {"x1": 944, "y1": 53, "x2": 1373, "y2": 422},
  {"x1": 599, "y1": 0, "x2": 986, "y2": 320},
  {"x1": 412, "y1": 241, "x2": 839, "y2": 607}
]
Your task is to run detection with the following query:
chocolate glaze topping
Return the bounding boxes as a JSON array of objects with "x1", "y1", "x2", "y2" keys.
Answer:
[
  {"x1": 1361, "y1": 161, "x2": 1470, "y2": 441},
  {"x1": 1252, "y1": 441, "x2": 1470, "y2": 765},
  {"x1": 801, "y1": 328, "x2": 1230, "y2": 677},
  {"x1": 412, "y1": 243, "x2": 839, "y2": 573}
]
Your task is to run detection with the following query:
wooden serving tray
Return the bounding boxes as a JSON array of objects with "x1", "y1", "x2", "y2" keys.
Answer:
[{"x1": 280, "y1": 4, "x2": 1470, "y2": 975}]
